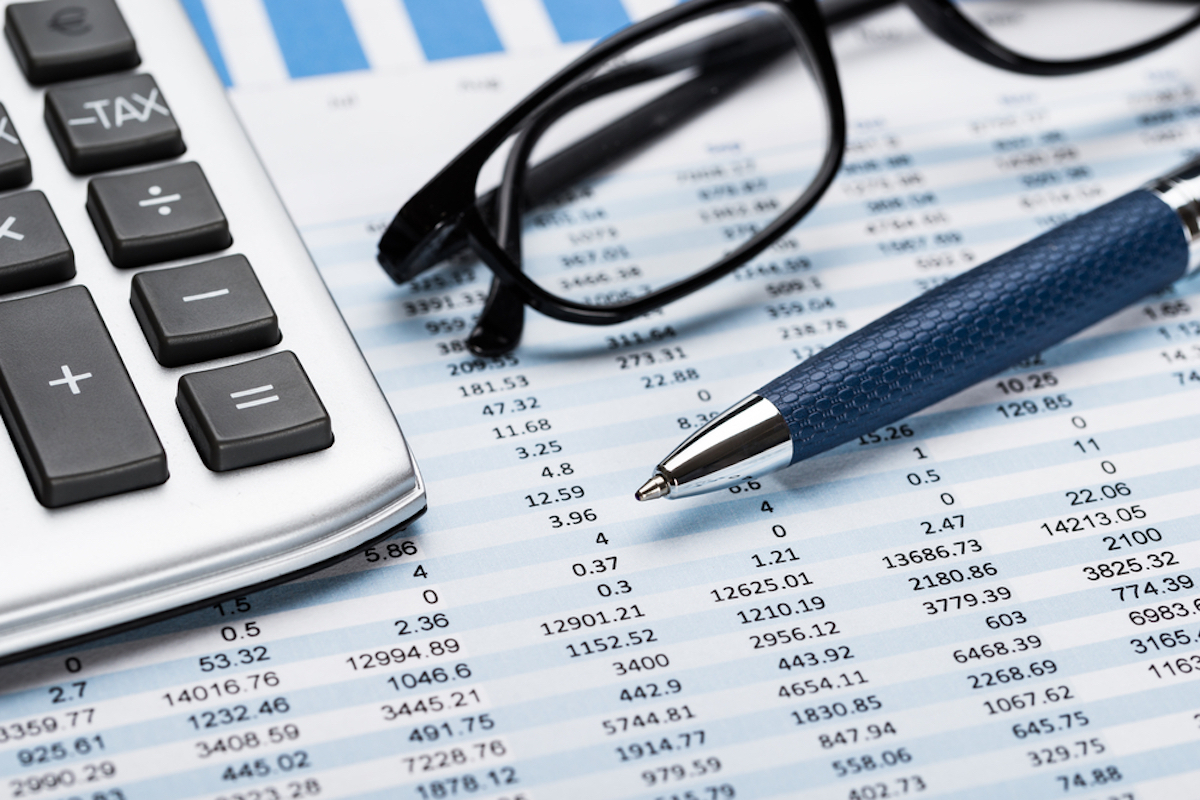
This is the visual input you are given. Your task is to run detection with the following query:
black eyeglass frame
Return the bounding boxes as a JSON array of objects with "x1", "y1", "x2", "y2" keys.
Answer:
[
  {"x1": 378, "y1": 0, "x2": 847, "y2": 327},
  {"x1": 378, "y1": 0, "x2": 1200, "y2": 340},
  {"x1": 906, "y1": 0, "x2": 1200, "y2": 77}
]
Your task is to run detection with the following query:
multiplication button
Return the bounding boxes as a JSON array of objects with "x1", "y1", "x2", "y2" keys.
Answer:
[
  {"x1": 0, "y1": 286, "x2": 167, "y2": 507},
  {"x1": 45, "y1": 72, "x2": 183, "y2": 173},
  {"x1": 177, "y1": 352, "x2": 332, "y2": 472},
  {"x1": 0, "y1": 190, "x2": 74, "y2": 294},
  {"x1": 4, "y1": 0, "x2": 140, "y2": 84},
  {"x1": 87, "y1": 161, "x2": 231, "y2": 267},
  {"x1": 131, "y1": 255, "x2": 281, "y2": 366},
  {"x1": 0, "y1": 103, "x2": 32, "y2": 190}
]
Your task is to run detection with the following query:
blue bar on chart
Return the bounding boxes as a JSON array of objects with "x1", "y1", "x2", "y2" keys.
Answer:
[
  {"x1": 401, "y1": 0, "x2": 504, "y2": 61},
  {"x1": 178, "y1": 0, "x2": 231, "y2": 86},
  {"x1": 541, "y1": 0, "x2": 631, "y2": 42},
  {"x1": 261, "y1": 0, "x2": 370, "y2": 79}
]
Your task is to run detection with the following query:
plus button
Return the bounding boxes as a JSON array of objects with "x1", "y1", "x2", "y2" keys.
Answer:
[{"x1": 48, "y1": 364, "x2": 93, "y2": 395}]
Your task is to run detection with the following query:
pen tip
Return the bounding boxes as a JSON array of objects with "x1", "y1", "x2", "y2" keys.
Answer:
[{"x1": 635, "y1": 474, "x2": 670, "y2": 502}]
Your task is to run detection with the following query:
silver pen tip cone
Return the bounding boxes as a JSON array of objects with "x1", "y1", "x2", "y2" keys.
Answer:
[{"x1": 635, "y1": 474, "x2": 670, "y2": 501}]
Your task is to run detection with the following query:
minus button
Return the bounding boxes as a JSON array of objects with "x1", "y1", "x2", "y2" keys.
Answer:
[
  {"x1": 129, "y1": 255, "x2": 280, "y2": 367},
  {"x1": 182, "y1": 288, "x2": 230, "y2": 302}
]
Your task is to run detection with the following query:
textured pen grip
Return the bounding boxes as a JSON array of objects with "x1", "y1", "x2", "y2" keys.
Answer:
[{"x1": 760, "y1": 189, "x2": 1189, "y2": 464}]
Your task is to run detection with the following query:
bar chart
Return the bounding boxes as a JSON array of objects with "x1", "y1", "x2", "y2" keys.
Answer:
[
  {"x1": 541, "y1": 0, "x2": 630, "y2": 42},
  {"x1": 262, "y1": 0, "x2": 370, "y2": 78},
  {"x1": 180, "y1": 0, "x2": 642, "y2": 86},
  {"x1": 400, "y1": 0, "x2": 505, "y2": 62}
]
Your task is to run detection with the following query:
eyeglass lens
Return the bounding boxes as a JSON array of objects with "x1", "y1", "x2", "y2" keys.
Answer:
[
  {"x1": 473, "y1": 3, "x2": 833, "y2": 310},
  {"x1": 951, "y1": 0, "x2": 1200, "y2": 61}
]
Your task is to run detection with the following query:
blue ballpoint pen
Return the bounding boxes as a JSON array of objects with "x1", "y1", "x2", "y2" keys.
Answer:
[{"x1": 635, "y1": 156, "x2": 1200, "y2": 501}]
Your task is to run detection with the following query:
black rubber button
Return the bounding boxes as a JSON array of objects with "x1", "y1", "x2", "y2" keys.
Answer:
[
  {"x1": 0, "y1": 103, "x2": 33, "y2": 190},
  {"x1": 4, "y1": 0, "x2": 140, "y2": 85},
  {"x1": 0, "y1": 189, "x2": 74, "y2": 294},
  {"x1": 177, "y1": 351, "x2": 332, "y2": 472},
  {"x1": 45, "y1": 72, "x2": 184, "y2": 174},
  {"x1": 87, "y1": 161, "x2": 230, "y2": 268},
  {"x1": 0, "y1": 285, "x2": 167, "y2": 507},
  {"x1": 131, "y1": 255, "x2": 281, "y2": 367}
]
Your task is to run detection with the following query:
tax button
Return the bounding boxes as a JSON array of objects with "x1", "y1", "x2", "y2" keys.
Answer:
[{"x1": 45, "y1": 72, "x2": 183, "y2": 173}]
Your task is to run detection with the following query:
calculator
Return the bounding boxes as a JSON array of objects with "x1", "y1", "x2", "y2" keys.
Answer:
[{"x1": 0, "y1": 0, "x2": 426, "y2": 660}]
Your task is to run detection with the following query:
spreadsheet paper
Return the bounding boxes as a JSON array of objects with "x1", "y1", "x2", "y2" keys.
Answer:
[{"x1": 2, "y1": 2, "x2": 1200, "y2": 798}]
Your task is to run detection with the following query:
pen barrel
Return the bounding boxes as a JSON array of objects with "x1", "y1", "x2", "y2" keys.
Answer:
[{"x1": 760, "y1": 189, "x2": 1190, "y2": 465}]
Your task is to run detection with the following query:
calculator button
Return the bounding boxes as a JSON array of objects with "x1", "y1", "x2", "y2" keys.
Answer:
[
  {"x1": 130, "y1": 255, "x2": 281, "y2": 367},
  {"x1": 177, "y1": 351, "x2": 332, "y2": 472},
  {"x1": 0, "y1": 285, "x2": 167, "y2": 507},
  {"x1": 45, "y1": 73, "x2": 183, "y2": 174},
  {"x1": 87, "y1": 161, "x2": 230, "y2": 268},
  {"x1": 0, "y1": 103, "x2": 32, "y2": 190},
  {"x1": 0, "y1": 190, "x2": 74, "y2": 294},
  {"x1": 4, "y1": 0, "x2": 140, "y2": 85}
]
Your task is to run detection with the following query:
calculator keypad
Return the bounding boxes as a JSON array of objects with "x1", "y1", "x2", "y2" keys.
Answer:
[
  {"x1": 4, "y1": 0, "x2": 140, "y2": 84},
  {"x1": 0, "y1": 189, "x2": 74, "y2": 293},
  {"x1": 0, "y1": 102, "x2": 32, "y2": 189},
  {"x1": 0, "y1": 285, "x2": 167, "y2": 507},
  {"x1": 131, "y1": 255, "x2": 280, "y2": 367},
  {"x1": 45, "y1": 72, "x2": 184, "y2": 173},
  {"x1": 0, "y1": 0, "x2": 330, "y2": 506},
  {"x1": 176, "y1": 351, "x2": 332, "y2": 472},
  {"x1": 87, "y1": 161, "x2": 230, "y2": 267}
]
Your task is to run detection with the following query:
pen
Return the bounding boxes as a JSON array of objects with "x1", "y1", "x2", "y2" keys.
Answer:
[{"x1": 636, "y1": 156, "x2": 1200, "y2": 501}]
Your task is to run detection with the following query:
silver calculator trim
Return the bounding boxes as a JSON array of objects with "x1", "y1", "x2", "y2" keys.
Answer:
[{"x1": 0, "y1": 0, "x2": 426, "y2": 659}]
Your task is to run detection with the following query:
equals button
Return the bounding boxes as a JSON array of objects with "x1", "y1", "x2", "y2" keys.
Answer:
[
  {"x1": 176, "y1": 351, "x2": 332, "y2": 472},
  {"x1": 230, "y1": 384, "x2": 279, "y2": 410}
]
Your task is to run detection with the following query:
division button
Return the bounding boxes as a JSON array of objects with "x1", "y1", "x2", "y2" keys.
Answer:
[
  {"x1": 87, "y1": 161, "x2": 230, "y2": 268},
  {"x1": 177, "y1": 351, "x2": 332, "y2": 472},
  {"x1": 0, "y1": 190, "x2": 75, "y2": 295},
  {"x1": 4, "y1": 0, "x2": 140, "y2": 85},
  {"x1": 0, "y1": 285, "x2": 167, "y2": 507},
  {"x1": 0, "y1": 103, "x2": 32, "y2": 190},
  {"x1": 131, "y1": 254, "x2": 281, "y2": 366},
  {"x1": 45, "y1": 72, "x2": 183, "y2": 173}
]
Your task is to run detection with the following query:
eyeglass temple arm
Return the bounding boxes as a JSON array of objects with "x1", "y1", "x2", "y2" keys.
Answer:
[
  {"x1": 823, "y1": 0, "x2": 896, "y2": 26},
  {"x1": 465, "y1": 122, "x2": 535, "y2": 357}
]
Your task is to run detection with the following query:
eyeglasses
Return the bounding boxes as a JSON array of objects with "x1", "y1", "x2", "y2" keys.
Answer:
[{"x1": 376, "y1": 0, "x2": 1200, "y2": 356}]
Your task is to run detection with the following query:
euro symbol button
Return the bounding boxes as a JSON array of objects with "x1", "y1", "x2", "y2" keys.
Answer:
[{"x1": 48, "y1": 7, "x2": 91, "y2": 36}]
